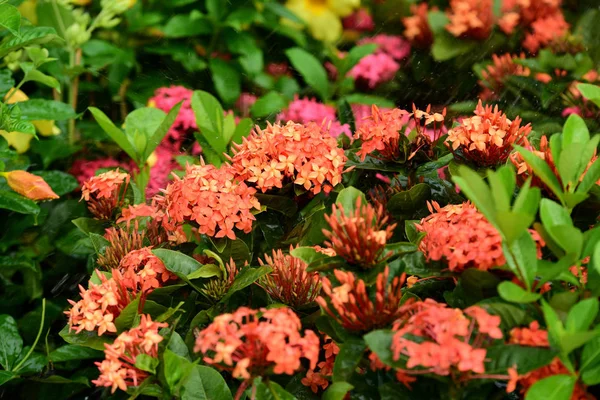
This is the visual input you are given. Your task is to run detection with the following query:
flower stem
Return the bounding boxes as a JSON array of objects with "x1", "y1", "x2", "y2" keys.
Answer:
[{"x1": 14, "y1": 298, "x2": 46, "y2": 372}]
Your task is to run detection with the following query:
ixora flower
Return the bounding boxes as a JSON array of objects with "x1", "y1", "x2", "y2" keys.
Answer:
[
  {"x1": 402, "y1": 3, "x2": 435, "y2": 47},
  {"x1": 416, "y1": 201, "x2": 544, "y2": 273},
  {"x1": 284, "y1": 0, "x2": 359, "y2": 43},
  {"x1": 446, "y1": 101, "x2": 532, "y2": 167},
  {"x1": 97, "y1": 227, "x2": 145, "y2": 270},
  {"x1": 154, "y1": 161, "x2": 261, "y2": 240},
  {"x1": 257, "y1": 247, "x2": 321, "y2": 309},
  {"x1": 322, "y1": 198, "x2": 396, "y2": 267},
  {"x1": 317, "y1": 266, "x2": 407, "y2": 332},
  {"x1": 93, "y1": 315, "x2": 167, "y2": 393},
  {"x1": 506, "y1": 322, "x2": 591, "y2": 398},
  {"x1": 228, "y1": 121, "x2": 347, "y2": 195},
  {"x1": 118, "y1": 247, "x2": 177, "y2": 293},
  {"x1": 277, "y1": 96, "x2": 351, "y2": 138},
  {"x1": 358, "y1": 34, "x2": 411, "y2": 61},
  {"x1": 65, "y1": 269, "x2": 136, "y2": 336},
  {"x1": 354, "y1": 106, "x2": 410, "y2": 161},
  {"x1": 390, "y1": 299, "x2": 502, "y2": 378},
  {"x1": 194, "y1": 307, "x2": 319, "y2": 381},
  {"x1": 302, "y1": 335, "x2": 340, "y2": 393},
  {"x1": 81, "y1": 170, "x2": 130, "y2": 219},
  {"x1": 1, "y1": 170, "x2": 59, "y2": 201},
  {"x1": 479, "y1": 53, "x2": 531, "y2": 100},
  {"x1": 348, "y1": 52, "x2": 400, "y2": 89},
  {"x1": 445, "y1": 0, "x2": 494, "y2": 40}
]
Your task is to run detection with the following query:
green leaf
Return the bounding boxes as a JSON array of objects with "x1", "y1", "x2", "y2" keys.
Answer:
[
  {"x1": 220, "y1": 266, "x2": 272, "y2": 303},
  {"x1": 286, "y1": 47, "x2": 329, "y2": 101},
  {"x1": 231, "y1": 117, "x2": 253, "y2": 145},
  {"x1": 0, "y1": 70, "x2": 14, "y2": 98},
  {"x1": 487, "y1": 166, "x2": 515, "y2": 213},
  {"x1": 58, "y1": 325, "x2": 110, "y2": 351},
  {"x1": 431, "y1": 32, "x2": 476, "y2": 61},
  {"x1": 497, "y1": 281, "x2": 541, "y2": 304},
  {"x1": 265, "y1": 2, "x2": 304, "y2": 24},
  {"x1": 162, "y1": 13, "x2": 211, "y2": 38},
  {"x1": 387, "y1": 183, "x2": 431, "y2": 215},
  {"x1": 514, "y1": 146, "x2": 564, "y2": 202},
  {"x1": 72, "y1": 217, "x2": 106, "y2": 236},
  {"x1": 335, "y1": 186, "x2": 367, "y2": 215},
  {"x1": 49, "y1": 345, "x2": 103, "y2": 363},
  {"x1": 578, "y1": 157, "x2": 600, "y2": 195},
  {"x1": 581, "y1": 336, "x2": 600, "y2": 373},
  {"x1": 255, "y1": 194, "x2": 298, "y2": 216},
  {"x1": 539, "y1": 199, "x2": 582, "y2": 255},
  {"x1": 33, "y1": 170, "x2": 78, "y2": 196},
  {"x1": 566, "y1": 298, "x2": 599, "y2": 333},
  {"x1": 0, "y1": 27, "x2": 61, "y2": 58},
  {"x1": 255, "y1": 380, "x2": 296, "y2": 400},
  {"x1": 191, "y1": 90, "x2": 226, "y2": 154},
  {"x1": 504, "y1": 231, "x2": 538, "y2": 288},
  {"x1": 181, "y1": 365, "x2": 233, "y2": 400},
  {"x1": 16, "y1": 100, "x2": 76, "y2": 121},
  {"x1": 363, "y1": 330, "x2": 401, "y2": 368},
  {"x1": 0, "y1": 315, "x2": 23, "y2": 371},
  {"x1": 89, "y1": 107, "x2": 138, "y2": 161},
  {"x1": 485, "y1": 345, "x2": 557, "y2": 375},
  {"x1": 251, "y1": 91, "x2": 287, "y2": 118},
  {"x1": 562, "y1": 114, "x2": 589, "y2": 146},
  {"x1": 135, "y1": 354, "x2": 159, "y2": 374},
  {"x1": 0, "y1": 370, "x2": 15, "y2": 386},
  {"x1": 339, "y1": 44, "x2": 377, "y2": 77},
  {"x1": 333, "y1": 339, "x2": 366, "y2": 383},
  {"x1": 343, "y1": 94, "x2": 395, "y2": 108},
  {"x1": 577, "y1": 83, "x2": 600, "y2": 107},
  {"x1": 0, "y1": 190, "x2": 40, "y2": 215},
  {"x1": 452, "y1": 165, "x2": 496, "y2": 226},
  {"x1": 186, "y1": 264, "x2": 222, "y2": 280},
  {"x1": 323, "y1": 382, "x2": 354, "y2": 400},
  {"x1": 163, "y1": 349, "x2": 190, "y2": 393},
  {"x1": 209, "y1": 58, "x2": 241, "y2": 106},
  {"x1": 152, "y1": 249, "x2": 206, "y2": 280},
  {"x1": 0, "y1": 4, "x2": 21, "y2": 37},
  {"x1": 22, "y1": 69, "x2": 60, "y2": 92},
  {"x1": 525, "y1": 374, "x2": 575, "y2": 400}
]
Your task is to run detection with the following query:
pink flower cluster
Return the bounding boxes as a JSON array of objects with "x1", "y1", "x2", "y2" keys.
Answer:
[
  {"x1": 349, "y1": 35, "x2": 410, "y2": 89},
  {"x1": 277, "y1": 96, "x2": 351, "y2": 138}
]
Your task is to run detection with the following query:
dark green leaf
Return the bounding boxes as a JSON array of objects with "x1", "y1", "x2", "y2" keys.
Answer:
[
  {"x1": 17, "y1": 100, "x2": 76, "y2": 121},
  {"x1": 33, "y1": 170, "x2": 78, "y2": 196},
  {"x1": 49, "y1": 345, "x2": 103, "y2": 363},
  {"x1": 333, "y1": 339, "x2": 365, "y2": 382},
  {"x1": 152, "y1": 249, "x2": 204, "y2": 279},
  {"x1": 135, "y1": 354, "x2": 159, "y2": 374},
  {"x1": 251, "y1": 91, "x2": 287, "y2": 118},
  {"x1": 210, "y1": 58, "x2": 241, "y2": 106},
  {"x1": 485, "y1": 345, "x2": 557, "y2": 375},
  {"x1": 89, "y1": 107, "x2": 138, "y2": 161},
  {"x1": 58, "y1": 325, "x2": 110, "y2": 351},
  {"x1": 286, "y1": 47, "x2": 329, "y2": 100},
  {"x1": 220, "y1": 266, "x2": 271, "y2": 303},
  {"x1": 0, "y1": 315, "x2": 22, "y2": 370},
  {"x1": 0, "y1": 190, "x2": 40, "y2": 215}
]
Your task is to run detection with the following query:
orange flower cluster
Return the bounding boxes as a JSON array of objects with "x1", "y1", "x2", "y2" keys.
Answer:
[
  {"x1": 3, "y1": 170, "x2": 59, "y2": 201},
  {"x1": 81, "y1": 170, "x2": 130, "y2": 219},
  {"x1": 416, "y1": 201, "x2": 544, "y2": 272},
  {"x1": 65, "y1": 270, "x2": 135, "y2": 336},
  {"x1": 499, "y1": 0, "x2": 569, "y2": 53},
  {"x1": 391, "y1": 299, "x2": 502, "y2": 377},
  {"x1": 317, "y1": 266, "x2": 406, "y2": 332},
  {"x1": 446, "y1": 101, "x2": 532, "y2": 167},
  {"x1": 93, "y1": 315, "x2": 167, "y2": 393},
  {"x1": 323, "y1": 198, "x2": 396, "y2": 267},
  {"x1": 507, "y1": 321, "x2": 591, "y2": 398},
  {"x1": 229, "y1": 121, "x2": 347, "y2": 195},
  {"x1": 354, "y1": 106, "x2": 409, "y2": 161},
  {"x1": 117, "y1": 204, "x2": 171, "y2": 246},
  {"x1": 154, "y1": 161, "x2": 261, "y2": 240},
  {"x1": 479, "y1": 53, "x2": 531, "y2": 100},
  {"x1": 200, "y1": 258, "x2": 240, "y2": 303},
  {"x1": 257, "y1": 247, "x2": 321, "y2": 309},
  {"x1": 446, "y1": 0, "x2": 494, "y2": 40},
  {"x1": 402, "y1": 3, "x2": 435, "y2": 48},
  {"x1": 194, "y1": 307, "x2": 319, "y2": 380},
  {"x1": 510, "y1": 136, "x2": 600, "y2": 191},
  {"x1": 118, "y1": 247, "x2": 177, "y2": 293},
  {"x1": 302, "y1": 335, "x2": 340, "y2": 393},
  {"x1": 97, "y1": 227, "x2": 145, "y2": 270}
]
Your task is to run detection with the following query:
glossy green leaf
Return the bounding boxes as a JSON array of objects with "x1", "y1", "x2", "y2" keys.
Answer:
[
  {"x1": 514, "y1": 146, "x2": 563, "y2": 202},
  {"x1": 210, "y1": 58, "x2": 241, "y2": 106},
  {"x1": 332, "y1": 339, "x2": 366, "y2": 382},
  {"x1": 525, "y1": 374, "x2": 575, "y2": 400},
  {"x1": 135, "y1": 354, "x2": 159, "y2": 374},
  {"x1": 286, "y1": 47, "x2": 329, "y2": 100},
  {"x1": 49, "y1": 345, "x2": 103, "y2": 363},
  {"x1": 191, "y1": 90, "x2": 226, "y2": 154},
  {"x1": 152, "y1": 249, "x2": 204, "y2": 279},
  {"x1": 485, "y1": 345, "x2": 557, "y2": 375},
  {"x1": 323, "y1": 382, "x2": 354, "y2": 400},
  {"x1": 577, "y1": 83, "x2": 600, "y2": 107},
  {"x1": 58, "y1": 325, "x2": 110, "y2": 351},
  {"x1": 566, "y1": 298, "x2": 599, "y2": 333},
  {"x1": 335, "y1": 186, "x2": 367, "y2": 215},
  {"x1": 497, "y1": 281, "x2": 541, "y2": 304},
  {"x1": 220, "y1": 266, "x2": 271, "y2": 303},
  {"x1": 0, "y1": 4, "x2": 21, "y2": 37},
  {"x1": 0, "y1": 190, "x2": 40, "y2": 215},
  {"x1": 89, "y1": 107, "x2": 138, "y2": 161},
  {"x1": 0, "y1": 315, "x2": 22, "y2": 371}
]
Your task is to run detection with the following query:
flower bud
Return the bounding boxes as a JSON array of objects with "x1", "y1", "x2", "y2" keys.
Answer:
[{"x1": 3, "y1": 170, "x2": 59, "y2": 201}]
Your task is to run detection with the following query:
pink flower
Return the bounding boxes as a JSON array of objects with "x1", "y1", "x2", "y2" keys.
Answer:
[
  {"x1": 277, "y1": 96, "x2": 351, "y2": 138},
  {"x1": 349, "y1": 53, "x2": 400, "y2": 89},
  {"x1": 145, "y1": 146, "x2": 179, "y2": 198},
  {"x1": 71, "y1": 158, "x2": 131, "y2": 186},
  {"x1": 358, "y1": 34, "x2": 411, "y2": 61},
  {"x1": 148, "y1": 86, "x2": 196, "y2": 133},
  {"x1": 235, "y1": 93, "x2": 258, "y2": 118},
  {"x1": 562, "y1": 106, "x2": 582, "y2": 118},
  {"x1": 342, "y1": 8, "x2": 375, "y2": 32}
]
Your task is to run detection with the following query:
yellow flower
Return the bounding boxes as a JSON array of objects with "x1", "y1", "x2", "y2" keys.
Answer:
[
  {"x1": 5, "y1": 88, "x2": 61, "y2": 135},
  {"x1": 18, "y1": 0, "x2": 37, "y2": 25},
  {"x1": 0, "y1": 131, "x2": 34, "y2": 154},
  {"x1": 285, "y1": 0, "x2": 360, "y2": 43}
]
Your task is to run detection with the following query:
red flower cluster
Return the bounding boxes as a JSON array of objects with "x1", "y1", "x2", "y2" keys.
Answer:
[
  {"x1": 93, "y1": 315, "x2": 167, "y2": 393},
  {"x1": 317, "y1": 266, "x2": 406, "y2": 332},
  {"x1": 258, "y1": 247, "x2": 321, "y2": 309},
  {"x1": 65, "y1": 270, "x2": 135, "y2": 336},
  {"x1": 499, "y1": 0, "x2": 569, "y2": 53},
  {"x1": 118, "y1": 247, "x2": 177, "y2": 293},
  {"x1": 391, "y1": 299, "x2": 502, "y2": 377},
  {"x1": 229, "y1": 121, "x2": 347, "y2": 195},
  {"x1": 81, "y1": 170, "x2": 130, "y2": 219},
  {"x1": 446, "y1": 101, "x2": 532, "y2": 167},
  {"x1": 354, "y1": 106, "x2": 410, "y2": 161},
  {"x1": 154, "y1": 161, "x2": 261, "y2": 240},
  {"x1": 301, "y1": 335, "x2": 340, "y2": 393},
  {"x1": 194, "y1": 307, "x2": 319, "y2": 380},
  {"x1": 323, "y1": 198, "x2": 396, "y2": 267},
  {"x1": 507, "y1": 321, "x2": 591, "y2": 398},
  {"x1": 446, "y1": 0, "x2": 494, "y2": 40},
  {"x1": 416, "y1": 201, "x2": 544, "y2": 272},
  {"x1": 479, "y1": 53, "x2": 531, "y2": 100},
  {"x1": 402, "y1": 3, "x2": 435, "y2": 48}
]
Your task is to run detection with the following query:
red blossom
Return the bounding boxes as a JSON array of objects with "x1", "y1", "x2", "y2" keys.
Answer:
[{"x1": 81, "y1": 170, "x2": 130, "y2": 219}]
